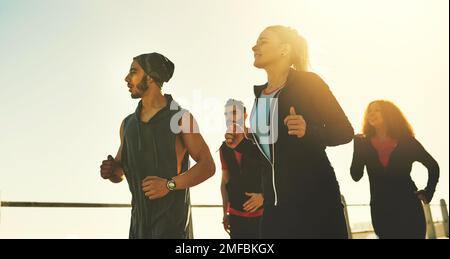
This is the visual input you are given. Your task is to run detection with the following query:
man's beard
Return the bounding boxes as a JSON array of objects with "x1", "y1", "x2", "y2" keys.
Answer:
[{"x1": 131, "y1": 77, "x2": 148, "y2": 99}]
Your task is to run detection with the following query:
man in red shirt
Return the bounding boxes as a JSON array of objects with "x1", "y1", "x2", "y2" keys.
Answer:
[{"x1": 220, "y1": 99, "x2": 264, "y2": 239}]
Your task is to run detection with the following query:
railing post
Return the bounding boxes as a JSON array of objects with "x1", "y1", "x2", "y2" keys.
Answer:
[
  {"x1": 440, "y1": 199, "x2": 449, "y2": 238},
  {"x1": 187, "y1": 206, "x2": 194, "y2": 239},
  {"x1": 423, "y1": 203, "x2": 436, "y2": 239},
  {"x1": 341, "y1": 195, "x2": 353, "y2": 239},
  {"x1": 0, "y1": 191, "x2": 2, "y2": 225}
]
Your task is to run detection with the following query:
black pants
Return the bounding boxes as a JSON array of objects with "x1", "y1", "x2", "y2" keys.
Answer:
[
  {"x1": 229, "y1": 215, "x2": 261, "y2": 239},
  {"x1": 260, "y1": 204, "x2": 348, "y2": 239},
  {"x1": 371, "y1": 197, "x2": 426, "y2": 239}
]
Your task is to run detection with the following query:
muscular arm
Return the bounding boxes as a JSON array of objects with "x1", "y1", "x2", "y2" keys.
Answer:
[
  {"x1": 219, "y1": 148, "x2": 230, "y2": 215},
  {"x1": 109, "y1": 120, "x2": 125, "y2": 183},
  {"x1": 221, "y1": 169, "x2": 230, "y2": 216},
  {"x1": 172, "y1": 113, "x2": 215, "y2": 189}
]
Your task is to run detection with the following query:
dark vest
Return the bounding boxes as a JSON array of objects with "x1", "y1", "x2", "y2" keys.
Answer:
[
  {"x1": 220, "y1": 142, "x2": 263, "y2": 211},
  {"x1": 122, "y1": 94, "x2": 191, "y2": 239}
]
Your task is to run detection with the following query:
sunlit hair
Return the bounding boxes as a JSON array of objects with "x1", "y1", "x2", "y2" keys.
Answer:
[
  {"x1": 265, "y1": 25, "x2": 309, "y2": 71},
  {"x1": 362, "y1": 100, "x2": 415, "y2": 139}
]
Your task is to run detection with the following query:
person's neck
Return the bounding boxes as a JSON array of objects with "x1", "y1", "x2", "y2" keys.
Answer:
[
  {"x1": 264, "y1": 64, "x2": 290, "y2": 93},
  {"x1": 141, "y1": 86, "x2": 167, "y2": 112},
  {"x1": 374, "y1": 126, "x2": 389, "y2": 141}
]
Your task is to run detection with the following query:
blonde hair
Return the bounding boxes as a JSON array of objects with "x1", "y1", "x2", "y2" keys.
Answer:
[{"x1": 266, "y1": 25, "x2": 309, "y2": 71}]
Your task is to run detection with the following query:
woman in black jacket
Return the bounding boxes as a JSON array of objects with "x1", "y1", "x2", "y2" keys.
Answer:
[
  {"x1": 225, "y1": 25, "x2": 354, "y2": 238},
  {"x1": 351, "y1": 100, "x2": 439, "y2": 239}
]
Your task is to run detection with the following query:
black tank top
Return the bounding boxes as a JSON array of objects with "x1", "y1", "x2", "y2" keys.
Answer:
[
  {"x1": 122, "y1": 94, "x2": 191, "y2": 239},
  {"x1": 220, "y1": 142, "x2": 263, "y2": 211}
]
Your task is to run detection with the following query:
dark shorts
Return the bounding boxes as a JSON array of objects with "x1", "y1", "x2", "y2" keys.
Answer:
[{"x1": 229, "y1": 215, "x2": 262, "y2": 239}]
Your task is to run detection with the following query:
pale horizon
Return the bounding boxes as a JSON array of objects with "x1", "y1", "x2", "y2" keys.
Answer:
[{"x1": 0, "y1": 0, "x2": 448, "y2": 238}]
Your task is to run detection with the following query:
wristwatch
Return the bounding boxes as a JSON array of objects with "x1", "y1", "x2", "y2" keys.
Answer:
[{"x1": 166, "y1": 179, "x2": 176, "y2": 191}]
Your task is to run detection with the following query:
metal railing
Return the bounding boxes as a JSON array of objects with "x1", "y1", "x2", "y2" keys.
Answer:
[
  {"x1": 0, "y1": 202, "x2": 225, "y2": 208},
  {"x1": 340, "y1": 196, "x2": 449, "y2": 239},
  {"x1": 1, "y1": 197, "x2": 448, "y2": 239}
]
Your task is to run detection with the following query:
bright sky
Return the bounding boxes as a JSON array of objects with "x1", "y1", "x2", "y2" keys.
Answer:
[{"x1": 0, "y1": 0, "x2": 448, "y2": 233}]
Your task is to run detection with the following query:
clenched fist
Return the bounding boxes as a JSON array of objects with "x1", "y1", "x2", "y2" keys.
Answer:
[
  {"x1": 224, "y1": 124, "x2": 245, "y2": 149},
  {"x1": 142, "y1": 176, "x2": 170, "y2": 200},
  {"x1": 284, "y1": 106, "x2": 307, "y2": 138},
  {"x1": 100, "y1": 155, "x2": 119, "y2": 180}
]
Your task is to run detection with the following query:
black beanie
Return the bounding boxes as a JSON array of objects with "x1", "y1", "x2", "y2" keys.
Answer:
[{"x1": 134, "y1": 53, "x2": 175, "y2": 86}]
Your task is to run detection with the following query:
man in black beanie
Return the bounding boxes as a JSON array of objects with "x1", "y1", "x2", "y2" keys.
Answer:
[{"x1": 100, "y1": 52, "x2": 215, "y2": 239}]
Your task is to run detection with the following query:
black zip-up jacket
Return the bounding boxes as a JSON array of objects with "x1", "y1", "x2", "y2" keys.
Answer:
[
  {"x1": 235, "y1": 69, "x2": 354, "y2": 208},
  {"x1": 351, "y1": 136, "x2": 439, "y2": 204}
]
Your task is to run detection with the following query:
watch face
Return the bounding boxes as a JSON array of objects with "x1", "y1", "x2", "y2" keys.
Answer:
[{"x1": 168, "y1": 180, "x2": 176, "y2": 190}]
